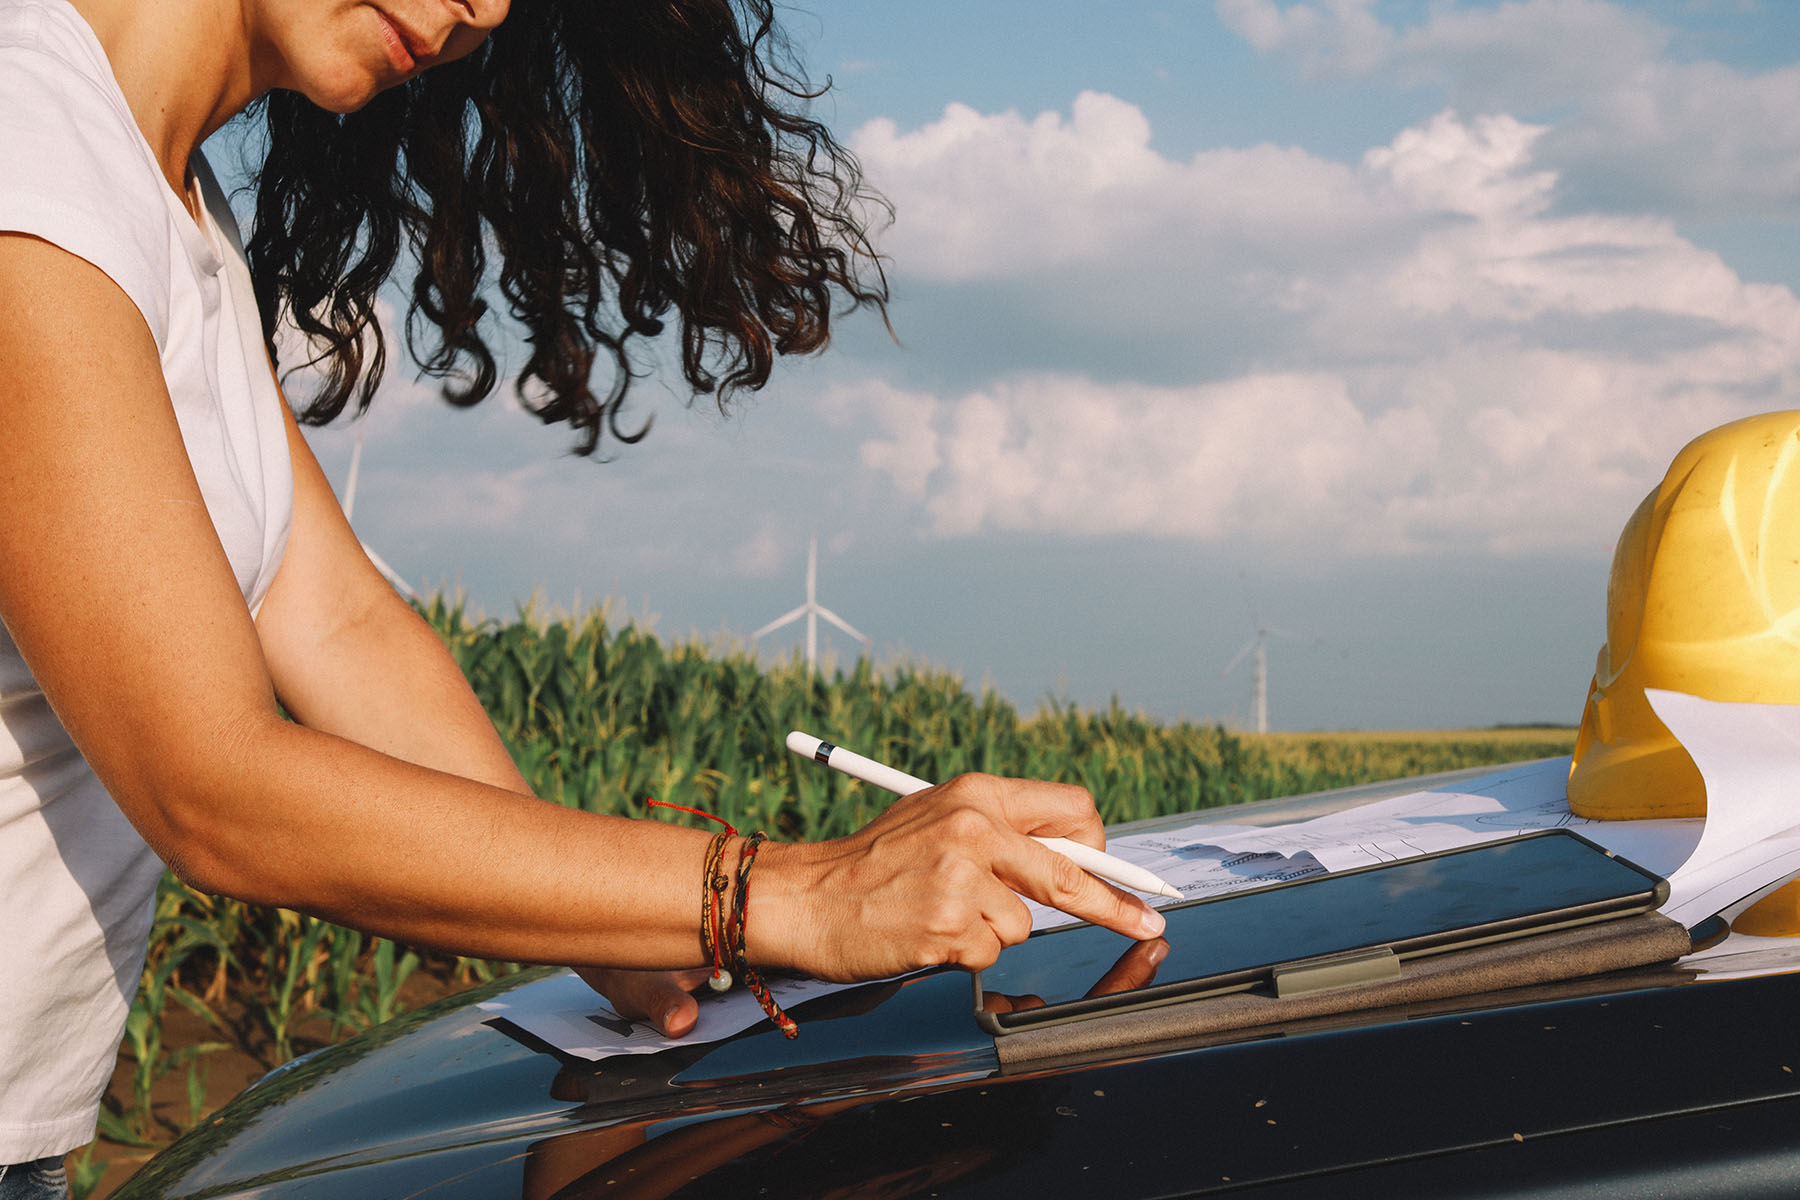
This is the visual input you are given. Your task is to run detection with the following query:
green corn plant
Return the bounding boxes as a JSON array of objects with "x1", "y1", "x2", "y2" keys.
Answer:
[
  {"x1": 184, "y1": 1057, "x2": 209, "y2": 1129},
  {"x1": 67, "y1": 1143, "x2": 107, "y2": 1200},
  {"x1": 262, "y1": 913, "x2": 332, "y2": 1063},
  {"x1": 106, "y1": 944, "x2": 228, "y2": 1146},
  {"x1": 354, "y1": 939, "x2": 422, "y2": 1031},
  {"x1": 324, "y1": 927, "x2": 365, "y2": 1040}
]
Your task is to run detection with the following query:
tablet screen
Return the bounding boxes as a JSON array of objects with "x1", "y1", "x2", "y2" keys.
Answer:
[{"x1": 978, "y1": 830, "x2": 1665, "y2": 1030}]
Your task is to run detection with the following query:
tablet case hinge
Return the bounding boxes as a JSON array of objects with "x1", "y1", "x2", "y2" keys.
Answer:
[{"x1": 1273, "y1": 945, "x2": 1400, "y2": 998}]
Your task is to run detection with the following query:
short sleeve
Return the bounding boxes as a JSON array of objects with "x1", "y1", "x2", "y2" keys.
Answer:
[{"x1": 0, "y1": 8, "x2": 174, "y2": 344}]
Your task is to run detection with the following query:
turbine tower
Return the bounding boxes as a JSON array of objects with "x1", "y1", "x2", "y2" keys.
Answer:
[
  {"x1": 1222, "y1": 578, "x2": 1307, "y2": 735},
  {"x1": 1221, "y1": 627, "x2": 1273, "y2": 735},
  {"x1": 751, "y1": 533, "x2": 871, "y2": 672}
]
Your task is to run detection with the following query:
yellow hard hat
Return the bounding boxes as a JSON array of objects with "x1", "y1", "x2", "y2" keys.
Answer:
[{"x1": 1568, "y1": 410, "x2": 1800, "y2": 822}]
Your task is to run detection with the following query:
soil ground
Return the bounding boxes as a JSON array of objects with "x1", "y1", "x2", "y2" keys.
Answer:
[{"x1": 74, "y1": 973, "x2": 469, "y2": 1200}]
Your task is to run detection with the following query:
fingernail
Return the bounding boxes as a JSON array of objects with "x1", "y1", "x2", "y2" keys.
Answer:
[
  {"x1": 1140, "y1": 908, "x2": 1166, "y2": 938},
  {"x1": 1145, "y1": 938, "x2": 1169, "y2": 966}
]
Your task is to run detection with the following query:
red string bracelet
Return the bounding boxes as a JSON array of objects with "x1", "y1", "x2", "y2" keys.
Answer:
[
  {"x1": 644, "y1": 800, "x2": 795, "y2": 1034},
  {"x1": 648, "y1": 799, "x2": 737, "y2": 832},
  {"x1": 648, "y1": 799, "x2": 739, "y2": 994},
  {"x1": 729, "y1": 832, "x2": 798, "y2": 1038},
  {"x1": 698, "y1": 831, "x2": 734, "y2": 992}
]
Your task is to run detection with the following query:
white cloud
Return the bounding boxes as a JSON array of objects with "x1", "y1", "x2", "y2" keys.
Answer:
[
  {"x1": 850, "y1": 92, "x2": 1173, "y2": 280},
  {"x1": 382, "y1": 461, "x2": 553, "y2": 537},
  {"x1": 727, "y1": 519, "x2": 788, "y2": 578},
  {"x1": 837, "y1": 351, "x2": 1769, "y2": 557},
  {"x1": 1366, "y1": 111, "x2": 1553, "y2": 221},
  {"x1": 826, "y1": 380, "x2": 942, "y2": 498},
  {"x1": 1556, "y1": 58, "x2": 1800, "y2": 218},
  {"x1": 1215, "y1": 0, "x2": 1800, "y2": 220},
  {"x1": 1216, "y1": 0, "x2": 1396, "y2": 75},
  {"x1": 1218, "y1": 0, "x2": 1670, "y2": 94},
  {"x1": 839, "y1": 95, "x2": 1800, "y2": 557},
  {"x1": 854, "y1": 90, "x2": 1408, "y2": 288},
  {"x1": 846, "y1": 372, "x2": 1386, "y2": 541}
]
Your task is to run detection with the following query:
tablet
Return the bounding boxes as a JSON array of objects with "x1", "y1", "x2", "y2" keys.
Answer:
[{"x1": 974, "y1": 829, "x2": 1669, "y2": 1034}]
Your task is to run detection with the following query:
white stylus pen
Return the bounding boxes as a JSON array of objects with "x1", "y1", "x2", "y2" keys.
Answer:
[{"x1": 785, "y1": 730, "x2": 1183, "y2": 900}]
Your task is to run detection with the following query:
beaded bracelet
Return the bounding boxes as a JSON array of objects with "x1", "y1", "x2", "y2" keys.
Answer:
[
  {"x1": 650, "y1": 799, "x2": 793, "y2": 1032},
  {"x1": 698, "y1": 829, "x2": 735, "y2": 993},
  {"x1": 728, "y1": 832, "x2": 798, "y2": 1038}
]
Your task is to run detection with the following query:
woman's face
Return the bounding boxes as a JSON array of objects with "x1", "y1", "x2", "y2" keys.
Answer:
[{"x1": 257, "y1": 0, "x2": 511, "y2": 113}]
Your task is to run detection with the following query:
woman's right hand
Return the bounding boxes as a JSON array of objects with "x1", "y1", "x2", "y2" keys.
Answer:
[{"x1": 747, "y1": 773, "x2": 1166, "y2": 983}]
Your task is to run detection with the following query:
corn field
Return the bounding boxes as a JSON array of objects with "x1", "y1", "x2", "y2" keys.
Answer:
[{"x1": 88, "y1": 595, "x2": 1575, "y2": 1186}]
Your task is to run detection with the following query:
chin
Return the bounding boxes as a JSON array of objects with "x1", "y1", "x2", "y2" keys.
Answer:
[
  {"x1": 290, "y1": 54, "x2": 389, "y2": 114},
  {"x1": 303, "y1": 83, "x2": 383, "y2": 114},
  {"x1": 310, "y1": 76, "x2": 384, "y2": 112}
]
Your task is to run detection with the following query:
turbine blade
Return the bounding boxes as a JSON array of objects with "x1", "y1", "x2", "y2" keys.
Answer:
[
  {"x1": 751, "y1": 604, "x2": 810, "y2": 640},
  {"x1": 1221, "y1": 640, "x2": 1255, "y2": 677},
  {"x1": 814, "y1": 605, "x2": 869, "y2": 646}
]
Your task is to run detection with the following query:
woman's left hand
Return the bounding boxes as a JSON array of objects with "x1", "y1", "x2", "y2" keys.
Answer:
[{"x1": 574, "y1": 967, "x2": 714, "y2": 1038}]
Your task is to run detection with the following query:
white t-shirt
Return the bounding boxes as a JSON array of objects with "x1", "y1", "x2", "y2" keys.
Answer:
[{"x1": 0, "y1": 0, "x2": 295, "y2": 1161}]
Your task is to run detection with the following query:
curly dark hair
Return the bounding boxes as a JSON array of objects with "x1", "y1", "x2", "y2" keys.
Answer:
[{"x1": 247, "y1": 0, "x2": 889, "y2": 455}]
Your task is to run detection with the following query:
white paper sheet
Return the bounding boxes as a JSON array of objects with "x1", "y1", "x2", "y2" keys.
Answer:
[
  {"x1": 1085, "y1": 757, "x2": 1700, "y2": 903},
  {"x1": 1651, "y1": 690, "x2": 1800, "y2": 875},
  {"x1": 1084, "y1": 694, "x2": 1800, "y2": 928},
  {"x1": 478, "y1": 968, "x2": 856, "y2": 1060}
]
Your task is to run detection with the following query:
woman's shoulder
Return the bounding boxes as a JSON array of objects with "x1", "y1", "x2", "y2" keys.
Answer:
[
  {"x1": 1, "y1": 0, "x2": 155, "y2": 165},
  {"x1": 0, "y1": 0, "x2": 114, "y2": 85},
  {"x1": 0, "y1": 0, "x2": 185, "y2": 341}
]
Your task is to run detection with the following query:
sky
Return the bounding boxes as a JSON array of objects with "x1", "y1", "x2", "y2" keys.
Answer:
[{"x1": 234, "y1": 0, "x2": 1800, "y2": 732}]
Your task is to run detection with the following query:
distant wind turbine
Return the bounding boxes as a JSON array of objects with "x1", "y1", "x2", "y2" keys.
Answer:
[
  {"x1": 751, "y1": 533, "x2": 871, "y2": 672},
  {"x1": 340, "y1": 425, "x2": 419, "y2": 601},
  {"x1": 1222, "y1": 626, "x2": 1280, "y2": 735},
  {"x1": 1221, "y1": 580, "x2": 1309, "y2": 735}
]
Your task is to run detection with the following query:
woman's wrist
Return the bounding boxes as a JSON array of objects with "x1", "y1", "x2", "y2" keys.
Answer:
[{"x1": 738, "y1": 837, "x2": 833, "y2": 976}]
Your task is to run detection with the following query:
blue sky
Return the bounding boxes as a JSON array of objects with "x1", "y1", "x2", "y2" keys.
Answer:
[{"x1": 263, "y1": 0, "x2": 1800, "y2": 731}]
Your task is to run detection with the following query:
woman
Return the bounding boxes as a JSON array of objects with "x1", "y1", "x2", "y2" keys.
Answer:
[{"x1": 0, "y1": 1, "x2": 1165, "y2": 1191}]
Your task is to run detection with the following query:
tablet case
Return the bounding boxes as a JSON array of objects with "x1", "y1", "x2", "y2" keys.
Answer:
[{"x1": 993, "y1": 911, "x2": 1693, "y2": 1068}]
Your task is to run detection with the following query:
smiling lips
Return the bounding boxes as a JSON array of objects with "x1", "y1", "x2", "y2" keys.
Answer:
[{"x1": 374, "y1": 7, "x2": 433, "y2": 73}]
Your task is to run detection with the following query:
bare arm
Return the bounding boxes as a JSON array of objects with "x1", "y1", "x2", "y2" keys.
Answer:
[
  {"x1": 0, "y1": 235, "x2": 1161, "y2": 980},
  {"x1": 255, "y1": 398, "x2": 531, "y2": 796},
  {"x1": 264, "y1": 373, "x2": 708, "y2": 1029}
]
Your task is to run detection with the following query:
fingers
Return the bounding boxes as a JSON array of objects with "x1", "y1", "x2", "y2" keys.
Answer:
[
  {"x1": 1084, "y1": 937, "x2": 1169, "y2": 999},
  {"x1": 766, "y1": 772, "x2": 1164, "y2": 981},
  {"x1": 989, "y1": 822, "x2": 1166, "y2": 943},
  {"x1": 910, "y1": 775, "x2": 1165, "y2": 941},
  {"x1": 896, "y1": 776, "x2": 1163, "y2": 943},
  {"x1": 574, "y1": 967, "x2": 709, "y2": 1038},
  {"x1": 981, "y1": 939, "x2": 1166, "y2": 1021},
  {"x1": 963, "y1": 773, "x2": 1110, "y2": 851},
  {"x1": 980, "y1": 990, "x2": 1047, "y2": 1015}
]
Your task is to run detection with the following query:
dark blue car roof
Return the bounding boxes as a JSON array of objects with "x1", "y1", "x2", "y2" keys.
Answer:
[{"x1": 117, "y1": 765, "x2": 1800, "y2": 1199}]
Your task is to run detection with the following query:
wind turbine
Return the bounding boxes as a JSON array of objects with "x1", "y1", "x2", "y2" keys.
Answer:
[
  {"x1": 1221, "y1": 581, "x2": 1306, "y2": 734},
  {"x1": 751, "y1": 533, "x2": 871, "y2": 672},
  {"x1": 1221, "y1": 626, "x2": 1277, "y2": 734},
  {"x1": 340, "y1": 425, "x2": 419, "y2": 601}
]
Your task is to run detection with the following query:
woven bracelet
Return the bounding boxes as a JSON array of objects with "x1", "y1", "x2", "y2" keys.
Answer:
[
  {"x1": 729, "y1": 832, "x2": 797, "y2": 1038},
  {"x1": 699, "y1": 830, "x2": 734, "y2": 993}
]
